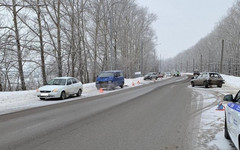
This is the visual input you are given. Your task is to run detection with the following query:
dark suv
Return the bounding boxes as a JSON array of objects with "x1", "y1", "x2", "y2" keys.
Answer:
[
  {"x1": 143, "y1": 72, "x2": 158, "y2": 80},
  {"x1": 96, "y1": 70, "x2": 124, "y2": 90},
  {"x1": 190, "y1": 72, "x2": 224, "y2": 88}
]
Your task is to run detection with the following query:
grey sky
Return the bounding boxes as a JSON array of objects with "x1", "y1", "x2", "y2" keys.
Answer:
[{"x1": 136, "y1": 0, "x2": 236, "y2": 59}]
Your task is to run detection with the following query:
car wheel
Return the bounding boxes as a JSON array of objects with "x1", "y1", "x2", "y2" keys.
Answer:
[
  {"x1": 107, "y1": 85, "x2": 112, "y2": 90},
  {"x1": 224, "y1": 115, "x2": 230, "y2": 139},
  {"x1": 217, "y1": 83, "x2": 222, "y2": 88},
  {"x1": 112, "y1": 86, "x2": 115, "y2": 90},
  {"x1": 76, "y1": 89, "x2": 82, "y2": 97},
  {"x1": 120, "y1": 84, "x2": 124, "y2": 88},
  {"x1": 191, "y1": 82, "x2": 195, "y2": 87},
  {"x1": 60, "y1": 91, "x2": 66, "y2": 100},
  {"x1": 204, "y1": 81, "x2": 208, "y2": 88}
]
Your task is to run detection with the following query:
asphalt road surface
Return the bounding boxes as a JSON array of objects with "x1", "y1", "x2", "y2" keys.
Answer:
[{"x1": 0, "y1": 76, "x2": 198, "y2": 150}]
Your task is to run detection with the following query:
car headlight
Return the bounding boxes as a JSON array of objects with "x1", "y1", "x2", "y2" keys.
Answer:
[{"x1": 52, "y1": 88, "x2": 58, "y2": 92}]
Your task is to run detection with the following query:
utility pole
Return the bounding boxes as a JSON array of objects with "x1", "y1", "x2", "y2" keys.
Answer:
[
  {"x1": 200, "y1": 54, "x2": 202, "y2": 72},
  {"x1": 220, "y1": 40, "x2": 224, "y2": 73},
  {"x1": 109, "y1": 6, "x2": 113, "y2": 70},
  {"x1": 159, "y1": 53, "x2": 161, "y2": 73},
  {"x1": 193, "y1": 58, "x2": 195, "y2": 72},
  {"x1": 180, "y1": 62, "x2": 182, "y2": 72},
  {"x1": 154, "y1": 50, "x2": 156, "y2": 72},
  {"x1": 140, "y1": 41, "x2": 143, "y2": 74},
  {"x1": 238, "y1": 32, "x2": 240, "y2": 76}
]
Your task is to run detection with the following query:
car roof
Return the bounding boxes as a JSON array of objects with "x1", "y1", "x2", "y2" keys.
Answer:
[
  {"x1": 102, "y1": 70, "x2": 123, "y2": 73},
  {"x1": 202, "y1": 72, "x2": 219, "y2": 74},
  {"x1": 53, "y1": 77, "x2": 74, "y2": 79}
]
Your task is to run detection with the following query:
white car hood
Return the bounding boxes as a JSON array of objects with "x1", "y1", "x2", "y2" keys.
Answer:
[{"x1": 39, "y1": 85, "x2": 65, "y2": 91}]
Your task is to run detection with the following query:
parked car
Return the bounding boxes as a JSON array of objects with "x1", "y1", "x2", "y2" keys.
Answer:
[
  {"x1": 96, "y1": 70, "x2": 124, "y2": 90},
  {"x1": 165, "y1": 72, "x2": 172, "y2": 77},
  {"x1": 134, "y1": 72, "x2": 142, "y2": 78},
  {"x1": 223, "y1": 91, "x2": 240, "y2": 150},
  {"x1": 143, "y1": 72, "x2": 158, "y2": 80},
  {"x1": 37, "y1": 77, "x2": 83, "y2": 100},
  {"x1": 190, "y1": 72, "x2": 224, "y2": 88},
  {"x1": 193, "y1": 69, "x2": 200, "y2": 76},
  {"x1": 158, "y1": 72, "x2": 165, "y2": 78},
  {"x1": 173, "y1": 71, "x2": 181, "y2": 77}
]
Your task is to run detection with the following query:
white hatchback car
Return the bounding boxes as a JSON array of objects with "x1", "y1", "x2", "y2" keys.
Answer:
[
  {"x1": 37, "y1": 77, "x2": 83, "y2": 100},
  {"x1": 224, "y1": 92, "x2": 240, "y2": 150}
]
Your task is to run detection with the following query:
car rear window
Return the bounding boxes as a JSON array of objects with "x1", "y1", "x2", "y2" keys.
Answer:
[
  {"x1": 209, "y1": 73, "x2": 220, "y2": 78},
  {"x1": 99, "y1": 72, "x2": 114, "y2": 77}
]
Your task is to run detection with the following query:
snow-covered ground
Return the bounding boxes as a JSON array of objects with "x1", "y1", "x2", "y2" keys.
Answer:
[
  {"x1": 189, "y1": 74, "x2": 240, "y2": 150},
  {"x1": 0, "y1": 74, "x2": 240, "y2": 149}
]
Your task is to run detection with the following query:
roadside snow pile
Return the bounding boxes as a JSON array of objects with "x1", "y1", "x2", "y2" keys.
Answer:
[{"x1": 222, "y1": 74, "x2": 240, "y2": 89}]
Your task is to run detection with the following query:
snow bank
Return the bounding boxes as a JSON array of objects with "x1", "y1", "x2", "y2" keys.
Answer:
[
  {"x1": 0, "y1": 77, "x2": 168, "y2": 115},
  {"x1": 222, "y1": 74, "x2": 240, "y2": 89}
]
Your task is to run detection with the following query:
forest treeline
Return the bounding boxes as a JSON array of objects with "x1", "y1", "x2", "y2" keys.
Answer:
[
  {"x1": 0, "y1": 0, "x2": 159, "y2": 91},
  {"x1": 164, "y1": 1, "x2": 240, "y2": 76}
]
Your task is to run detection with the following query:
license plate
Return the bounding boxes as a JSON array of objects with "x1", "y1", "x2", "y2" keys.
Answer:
[{"x1": 41, "y1": 93, "x2": 49, "y2": 96}]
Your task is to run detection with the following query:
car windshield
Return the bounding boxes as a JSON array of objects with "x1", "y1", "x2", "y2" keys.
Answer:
[
  {"x1": 99, "y1": 72, "x2": 114, "y2": 77},
  {"x1": 47, "y1": 79, "x2": 66, "y2": 85}
]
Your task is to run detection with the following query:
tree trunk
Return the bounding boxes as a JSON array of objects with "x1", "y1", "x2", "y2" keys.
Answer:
[
  {"x1": 37, "y1": 0, "x2": 47, "y2": 85},
  {"x1": 12, "y1": 0, "x2": 26, "y2": 90},
  {"x1": 92, "y1": 2, "x2": 100, "y2": 81},
  {"x1": 57, "y1": 0, "x2": 62, "y2": 77}
]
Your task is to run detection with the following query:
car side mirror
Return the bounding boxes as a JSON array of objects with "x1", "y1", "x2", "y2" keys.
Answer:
[{"x1": 223, "y1": 94, "x2": 233, "y2": 101}]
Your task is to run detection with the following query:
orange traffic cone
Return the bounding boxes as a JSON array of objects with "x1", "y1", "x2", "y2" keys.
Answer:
[
  {"x1": 132, "y1": 81, "x2": 135, "y2": 86},
  {"x1": 216, "y1": 103, "x2": 225, "y2": 111},
  {"x1": 99, "y1": 88, "x2": 103, "y2": 93}
]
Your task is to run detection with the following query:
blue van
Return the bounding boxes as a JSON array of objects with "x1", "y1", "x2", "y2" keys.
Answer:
[{"x1": 96, "y1": 70, "x2": 124, "y2": 90}]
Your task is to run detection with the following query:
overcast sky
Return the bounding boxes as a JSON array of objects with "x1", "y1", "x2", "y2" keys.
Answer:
[{"x1": 136, "y1": 0, "x2": 236, "y2": 59}]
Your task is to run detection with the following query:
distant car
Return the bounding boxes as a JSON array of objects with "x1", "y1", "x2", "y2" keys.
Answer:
[
  {"x1": 134, "y1": 72, "x2": 142, "y2": 78},
  {"x1": 158, "y1": 72, "x2": 165, "y2": 78},
  {"x1": 193, "y1": 69, "x2": 200, "y2": 76},
  {"x1": 37, "y1": 77, "x2": 83, "y2": 100},
  {"x1": 173, "y1": 71, "x2": 181, "y2": 77},
  {"x1": 223, "y1": 92, "x2": 240, "y2": 150},
  {"x1": 190, "y1": 72, "x2": 224, "y2": 88},
  {"x1": 144, "y1": 72, "x2": 158, "y2": 80},
  {"x1": 165, "y1": 72, "x2": 172, "y2": 77},
  {"x1": 96, "y1": 70, "x2": 124, "y2": 90}
]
